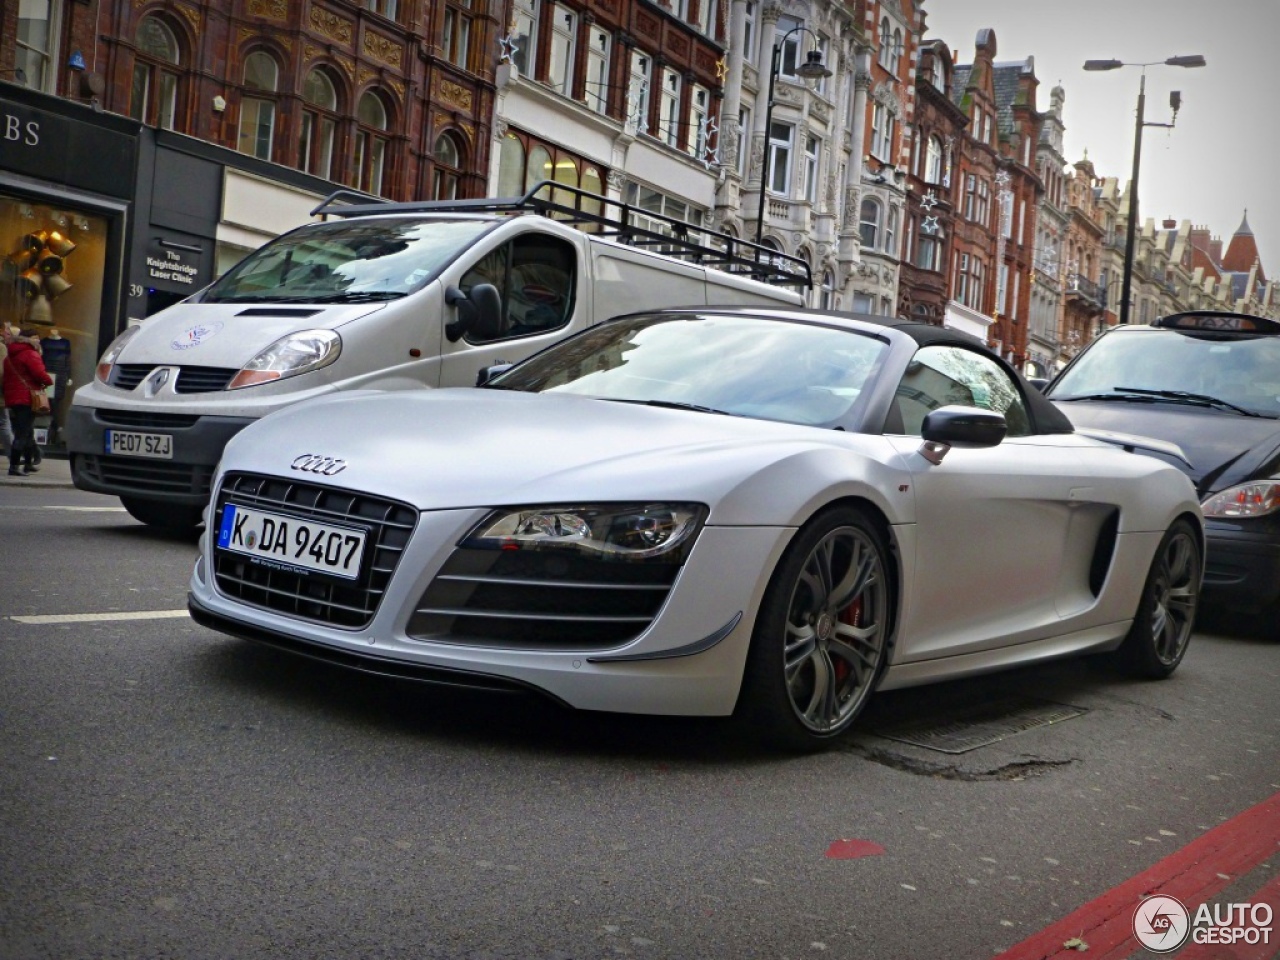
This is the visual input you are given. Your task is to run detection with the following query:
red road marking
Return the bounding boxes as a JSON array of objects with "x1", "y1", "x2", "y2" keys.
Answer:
[
  {"x1": 994, "y1": 789, "x2": 1280, "y2": 960},
  {"x1": 1176, "y1": 869, "x2": 1280, "y2": 960},
  {"x1": 825, "y1": 838, "x2": 885, "y2": 859}
]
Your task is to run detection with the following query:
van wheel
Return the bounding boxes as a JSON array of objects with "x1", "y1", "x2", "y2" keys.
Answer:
[
  {"x1": 1112, "y1": 518, "x2": 1200, "y2": 678},
  {"x1": 121, "y1": 497, "x2": 205, "y2": 531},
  {"x1": 737, "y1": 507, "x2": 891, "y2": 751}
]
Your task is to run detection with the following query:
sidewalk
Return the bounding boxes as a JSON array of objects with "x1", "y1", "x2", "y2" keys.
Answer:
[{"x1": 0, "y1": 454, "x2": 76, "y2": 489}]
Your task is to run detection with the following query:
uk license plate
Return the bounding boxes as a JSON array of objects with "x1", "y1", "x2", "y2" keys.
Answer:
[
  {"x1": 216, "y1": 504, "x2": 367, "y2": 580},
  {"x1": 105, "y1": 429, "x2": 173, "y2": 459}
]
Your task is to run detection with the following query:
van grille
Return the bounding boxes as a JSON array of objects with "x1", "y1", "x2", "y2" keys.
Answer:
[
  {"x1": 78, "y1": 454, "x2": 212, "y2": 496},
  {"x1": 176, "y1": 367, "x2": 237, "y2": 393},
  {"x1": 96, "y1": 410, "x2": 201, "y2": 429},
  {"x1": 212, "y1": 472, "x2": 418, "y2": 629},
  {"x1": 110, "y1": 364, "x2": 155, "y2": 390},
  {"x1": 407, "y1": 548, "x2": 678, "y2": 651}
]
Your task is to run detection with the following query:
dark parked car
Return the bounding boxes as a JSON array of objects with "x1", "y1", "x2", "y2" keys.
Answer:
[{"x1": 1045, "y1": 310, "x2": 1280, "y2": 618}]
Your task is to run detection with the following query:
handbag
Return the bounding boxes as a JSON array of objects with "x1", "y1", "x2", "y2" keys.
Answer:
[{"x1": 4, "y1": 356, "x2": 51, "y2": 414}]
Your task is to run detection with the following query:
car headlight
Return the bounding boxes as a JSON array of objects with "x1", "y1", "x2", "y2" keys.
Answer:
[
  {"x1": 1202, "y1": 481, "x2": 1280, "y2": 519},
  {"x1": 227, "y1": 329, "x2": 341, "y2": 390},
  {"x1": 462, "y1": 503, "x2": 707, "y2": 561},
  {"x1": 95, "y1": 324, "x2": 142, "y2": 383}
]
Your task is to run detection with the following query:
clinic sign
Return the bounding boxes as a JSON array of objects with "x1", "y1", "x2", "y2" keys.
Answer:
[{"x1": 144, "y1": 234, "x2": 209, "y2": 293}]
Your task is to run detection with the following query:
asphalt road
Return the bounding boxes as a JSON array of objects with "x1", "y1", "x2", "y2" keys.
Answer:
[{"x1": 2, "y1": 485, "x2": 1278, "y2": 960}]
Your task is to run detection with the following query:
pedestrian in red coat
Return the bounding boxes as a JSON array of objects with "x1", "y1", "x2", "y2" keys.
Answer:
[{"x1": 3, "y1": 327, "x2": 53, "y2": 476}]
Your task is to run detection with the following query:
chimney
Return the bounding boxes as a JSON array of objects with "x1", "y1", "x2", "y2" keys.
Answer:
[{"x1": 1210, "y1": 238, "x2": 1224, "y2": 264}]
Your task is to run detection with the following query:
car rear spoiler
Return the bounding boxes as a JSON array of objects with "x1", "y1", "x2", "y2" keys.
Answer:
[{"x1": 1075, "y1": 428, "x2": 1193, "y2": 469}]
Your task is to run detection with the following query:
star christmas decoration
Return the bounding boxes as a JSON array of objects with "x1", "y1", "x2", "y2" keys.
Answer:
[
  {"x1": 715, "y1": 57, "x2": 729, "y2": 83},
  {"x1": 698, "y1": 115, "x2": 721, "y2": 170},
  {"x1": 499, "y1": 34, "x2": 520, "y2": 64},
  {"x1": 921, "y1": 215, "x2": 940, "y2": 234},
  {"x1": 919, "y1": 189, "x2": 939, "y2": 211},
  {"x1": 994, "y1": 170, "x2": 1011, "y2": 187}
]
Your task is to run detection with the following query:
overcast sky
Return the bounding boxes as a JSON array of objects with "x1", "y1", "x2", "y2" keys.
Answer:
[{"x1": 922, "y1": 0, "x2": 1280, "y2": 270}]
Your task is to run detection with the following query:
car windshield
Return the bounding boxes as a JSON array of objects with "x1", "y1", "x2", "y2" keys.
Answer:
[
  {"x1": 1051, "y1": 329, "x2": 1280, "y2": 417},
  {"x1": 492, "y1": 313, "x2": 888, "y2": 427},
  {"x1": 202, "y1": 218, "x2": 495, "y2": 304}
]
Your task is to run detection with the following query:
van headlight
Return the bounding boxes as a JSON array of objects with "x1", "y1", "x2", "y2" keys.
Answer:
[
  {"x1": 1202, "y1": 481, "x2": 1280, "y2": 518},
  {"x1": 227, "y1": 329, "x2": 341, "y2": 389},
  {"x1": 95, "y1": 324, "x2": 142, "y2": 383},
  {"x1": 462, "y1": 503, "x2": 707, "y2": 561}
]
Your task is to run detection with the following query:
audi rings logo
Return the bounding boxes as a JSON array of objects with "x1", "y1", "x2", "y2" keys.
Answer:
[{"x1": 290, "y1": 454, "x2": 348, "y2": 476}]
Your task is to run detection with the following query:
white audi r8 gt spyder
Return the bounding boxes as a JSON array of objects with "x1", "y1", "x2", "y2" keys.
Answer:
[{"x1": 188, "y1": 307, "x2": 1205, "y2": 749}]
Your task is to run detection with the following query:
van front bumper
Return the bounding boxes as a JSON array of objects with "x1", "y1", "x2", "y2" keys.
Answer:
[{"x1": 67, "y1": 405, "x2": 254, "y2": 505}]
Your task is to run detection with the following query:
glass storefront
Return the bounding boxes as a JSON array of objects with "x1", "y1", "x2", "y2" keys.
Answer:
[{"x1": 0, "y1": 195, "x2": 109, "y2": 449}]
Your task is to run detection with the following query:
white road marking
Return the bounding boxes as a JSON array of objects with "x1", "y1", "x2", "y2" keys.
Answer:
[{"x1": 9, "y1": 609, "x2": 189, "y2": 625}]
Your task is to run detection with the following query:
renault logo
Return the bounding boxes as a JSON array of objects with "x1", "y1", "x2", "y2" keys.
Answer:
[{"x1": 290, "y1": 454, "x2": 347, "y2": 476}]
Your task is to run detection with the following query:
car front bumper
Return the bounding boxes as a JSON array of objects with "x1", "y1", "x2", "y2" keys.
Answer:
[
  {"x1": 1202, "y1": 519, "x2": 1280, "y2": 611},
  {"x1": 188, "y1": 512, "x2": 793, "y2": 717}
]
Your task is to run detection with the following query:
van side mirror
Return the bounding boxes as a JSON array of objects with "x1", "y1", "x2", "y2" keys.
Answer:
[
  {"x1": 445, "y1": 283, "x2": 503, "y2": 342},
  {"x1": 476, "y1": 363, "x2": 514, "y2": 387},
  {"x1": 1027, "y1": 377, "x2": 1049, "y2": 393}
]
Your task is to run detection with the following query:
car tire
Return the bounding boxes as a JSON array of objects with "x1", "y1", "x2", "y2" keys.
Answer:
[
  {"x1": 1112, "y1": 518, "x2": 1201, "y2": 678},
  {"x1": 738, "y1": 506, "x2": 892, "y2": 751},
  {"x1": 120, "y1": 497, "x2": 205, "y2": 531}
]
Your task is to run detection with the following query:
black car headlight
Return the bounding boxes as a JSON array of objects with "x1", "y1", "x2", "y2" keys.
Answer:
[
  {"x1": 462, "y1": 503, "x2": 707, "y2": 561},
  {"x1": 1202, "y1": 481, "x2": 1280, "y2": 519}
]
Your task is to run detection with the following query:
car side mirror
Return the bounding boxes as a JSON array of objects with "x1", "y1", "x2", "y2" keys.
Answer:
[
  {"x1": 476, "y1": 363, "x2": 514, "y2": 387},
  {"x1": 445, "y1": 283, "x2": 503, "y2": 343},
  {"x1": 1027, "y1": 377, "x2": 1049, "y2": 394},
  {"x1": 918, "y1": 405, "x2": 1007, "y2": 465}
]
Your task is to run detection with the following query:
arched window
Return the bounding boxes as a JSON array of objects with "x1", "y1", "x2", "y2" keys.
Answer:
[
  {"x1": 431, "y1": 131, "x2": 464, "y2": 200},
  {"x1": 925, "y1": 135, "x2": 943, "y2": 184},
  {"x1": 526, "y1": 144, "x2": 553, "y2": 192},
  {"x1": 859, "y1": 197, "x2": 881, "y2": 250},
  {"x1": 238, "y1": 51, "x2": 278, "y2": 160},
  {"x1": 890, "y1": 28, "x2": 902, "y2": 74},
  {"x1": 498, "y1": 132, "x2": 525, "y2": 196},
  {"x1": 131, "y1": 16, "x2": 181, "y2": 128},
  {"x1": 886, "y1": 205, "x2": 899, "y2": 258},
  {"x1": 299, "y1": 68, "x2": 339, "y2": 179},
  {"x1": 354, "y1": 90, "x2": 390, "y2": 195},
  {"x1": 878, "y1": 17, "x2": 891, "y2": 69}
]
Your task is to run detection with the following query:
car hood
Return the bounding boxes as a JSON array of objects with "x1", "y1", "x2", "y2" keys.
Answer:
[
  {"x1": 222, "y1": 389, "x2": 883, "y2": 519},
  {"x1": 117, "y1": 301, "x2": 387, "y2": 368},
  {"x1": 1051, "y1": 400, "x2": 1280, "y2": 494}
]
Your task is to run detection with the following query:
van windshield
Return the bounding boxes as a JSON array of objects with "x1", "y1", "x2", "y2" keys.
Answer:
[{"x1": 202, "y1": 218, "x2": 496, "y2": 304}]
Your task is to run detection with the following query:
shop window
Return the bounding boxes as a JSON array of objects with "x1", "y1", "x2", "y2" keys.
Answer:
[
  {"x1": 548, "y1": 4, "x2": 577, "y2": 94},
  {"x1": 432, "y1": 131, "x2": 465, "y2": 200},
  {"x1": 237, "y1": 51, "x2": 278, "y2": 161},
  {"x1": 353, "y1": 91, "x2": 390, "y2": 196},
  {"x1": 16, "y1": 0, "x2": 58, "y2": 92},
  {"x1": 503, "y1": 129, "x2": 606, "y2": 210},
  {"x1": 510, "y1": 0, "x2": 538, "y2": 77},
  {"x1": 551, "y1": 155, "x2": 579, "y2": 208},
  {"x1": 859, "y1": 197, "x2": 881, "y2": 250},
  {"x1": 130, "y1": 16, "x2": 182, "y2": 129},
  {"x1": 299, "y1": 68, "x2": 339, "y2": 180},
  {"x1": 658, "y1": 68, "x2": 681, "y2": 148},
  {"x1": 526, "y1": 144, "x2": 553, "y2": 191},
  {"x1": 623, "y1": 182, "x2": 701, "y2": 249},
  {"x1": 443, "y1": 0, "x2": 473, "y2": 70},
  {"x1": 498, "y1": 132, "x2": 525, "y2": 196},
  {"x1": 584, "y1": 25, "x2": 610, "y2": 114},
  {"x1": 0, "y1": 198, "x2": 109, "y2": 451}
]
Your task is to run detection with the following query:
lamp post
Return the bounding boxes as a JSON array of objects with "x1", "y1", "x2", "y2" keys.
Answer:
[
  {"x1": 754, "y1": 26, "x2": 831, "y2": 254},
  {"x1": 1083, "y1": 54, "x2": 1205, "y2": 324}
]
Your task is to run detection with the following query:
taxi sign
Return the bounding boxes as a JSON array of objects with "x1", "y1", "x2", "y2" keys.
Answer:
[{"x1": 1156, "y1": 311, "x2": 1280, "y2": 334}]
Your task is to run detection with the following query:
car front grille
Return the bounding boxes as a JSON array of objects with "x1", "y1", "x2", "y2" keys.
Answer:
[
  {"x1": 109, "y1": 365, "x2": 237, "y2": 393},
  {"x1": 407, "y1": 548, "x2": 679, "y2": 651},
  {"x1": 96, "y1": 410, "x2": 201, "y2": 429},
  {"x1": 78, "y1": 454, "x2": 213, "y2": 496},
  {"x1": 212, "y1": 472, "x2": 418, "y2": 629},
  {"x1": 111, "y1": 364, "x2": 155, "y2": 390},
  {"x1": 176, "y1": 367, "x2": 237, "y2": 393}
]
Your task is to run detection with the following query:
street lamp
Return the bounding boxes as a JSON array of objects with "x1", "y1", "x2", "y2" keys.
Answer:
[
  {"x1": 754, "y1": 26, "x2": 831, "y2": 254},
  {"x1": 1083, "y1": 54, "x2": 1205, "y2": 324}
]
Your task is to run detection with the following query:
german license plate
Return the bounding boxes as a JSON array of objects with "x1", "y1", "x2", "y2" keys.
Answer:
[
  {"x1": 216, "y1": 504, "x2": 367, "y2": 579},
  {"x1": 105, "y1": 429, "x2": 173, "y2": 459}
]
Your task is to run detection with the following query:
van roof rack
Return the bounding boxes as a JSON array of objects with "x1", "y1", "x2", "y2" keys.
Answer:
[{"x1": 309, "y1": 181, "x2": 812, "y2": 290}]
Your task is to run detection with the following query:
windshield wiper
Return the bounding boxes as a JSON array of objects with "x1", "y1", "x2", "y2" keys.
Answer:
[
  {"x1": 304, "y1": 291, "x2": 404, "y2": 303},
  {"x1": 604, "y1": 398, "x2": 734, "y2": 416},
  {"x1": 1112, "y1": 387, "x2": 1267, "y2": 417}
]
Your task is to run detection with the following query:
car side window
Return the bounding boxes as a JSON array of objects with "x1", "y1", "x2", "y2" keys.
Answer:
[
  {"x1": 889, "y1": 345, "x2": 1032, "y2": 437},
  {"x1": 460, "y1": 234, "x2": 577, "y2": 343}
]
